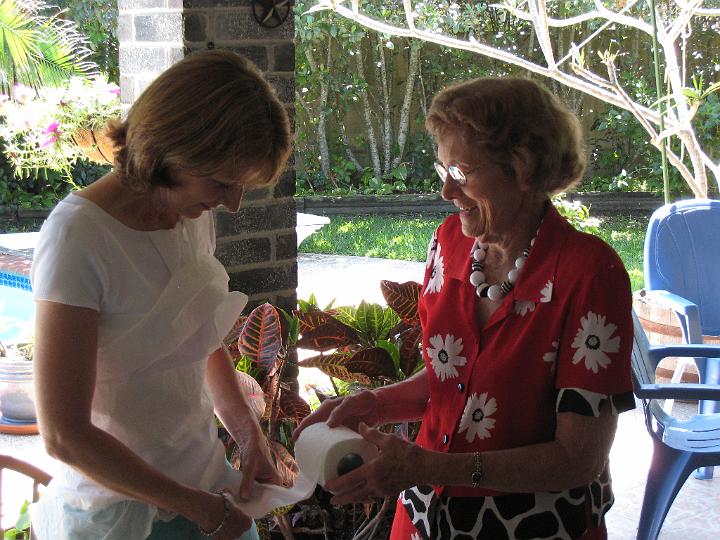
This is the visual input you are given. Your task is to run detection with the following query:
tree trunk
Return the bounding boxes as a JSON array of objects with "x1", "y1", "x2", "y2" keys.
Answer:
[
  {"x1": 392, "y1": 40, "x2": 422, "y2": 169},
  {"x1": 355, "y1": 44, "x2": 382, "y2": 179},
  {"x1": 375, "y1": 35, "x2": 393, "y2": 176},
  {"x1": 305, "y1": 46, "x2": 332, "y2": 183}
]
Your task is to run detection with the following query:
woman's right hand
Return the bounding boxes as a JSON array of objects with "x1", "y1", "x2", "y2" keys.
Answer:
[
  {"x1": 192, "y1": 490, "x2": 253, "y2": 539},
  {"x1": 293, "y1": 390, "x2": 382, "y2": 441}
]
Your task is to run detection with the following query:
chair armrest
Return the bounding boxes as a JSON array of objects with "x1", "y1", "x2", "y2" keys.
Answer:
[
  {"x1": 643, "y1": 290, "x2": 702, "y2": 343},
  {"x1": 635, "y1": 382, "x2": 720, "y2": 401},
  {"x1": 0, "y1": 454, "x2": 52, "y2": 485},
  {"x1": 648, "y1": 344, "x2": 720, "y2": 367}
]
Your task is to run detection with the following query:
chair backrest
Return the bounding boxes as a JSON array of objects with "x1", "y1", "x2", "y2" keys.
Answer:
[
  {"x1": 0, "y1": 455, "x2": 51, "y2": 530},
  {"x1": 631, "y1": 311, "x2": 671, "y2": 434},
  {"x1": 632, "y1": 310, "x2": 656, "y2": 389},
  {"x1": 644, "y1": 199, "x2": 720, "y2": 335}
]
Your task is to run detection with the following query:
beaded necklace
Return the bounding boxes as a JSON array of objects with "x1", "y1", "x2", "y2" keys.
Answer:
[{"x1": 469, "y1": 235, "x2": 536, "y2": 302}]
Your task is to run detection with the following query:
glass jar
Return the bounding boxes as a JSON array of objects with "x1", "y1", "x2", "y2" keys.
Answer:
[{"x1": 0, "y1": 358, "x2": 35, "y2": 423}]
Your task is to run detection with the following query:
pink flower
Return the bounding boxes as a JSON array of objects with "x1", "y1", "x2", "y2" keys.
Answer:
[
  {"x1": 108, "y1": 87, "x2": 120, "y2": 95},
  {"x1": 40, "y1": 135, "x2": 58, "y2": 148},
  {"x1": 43, "y1": 121, "x2": 60, "y2": 134},
  {"x1": 40, "y1": 122, "x2": 62, "y2": 148}
]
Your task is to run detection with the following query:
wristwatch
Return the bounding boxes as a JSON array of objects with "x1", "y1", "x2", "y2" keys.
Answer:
[{"x1": 471, "y1": 452, "x2": 484, "y2": 488}]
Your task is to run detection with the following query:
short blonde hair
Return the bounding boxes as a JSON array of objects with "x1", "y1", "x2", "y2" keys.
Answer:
[
  {"x1": 426, "y1": 77, "x2": 586, "y2": 193},
  {"x1": 106, "y1": 49, "x2": 292, "y2": 191}
]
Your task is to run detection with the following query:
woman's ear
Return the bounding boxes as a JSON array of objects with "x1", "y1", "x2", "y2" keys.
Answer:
[{"x1": 510, "y1": 149, "x2": 536, "y2": 192}]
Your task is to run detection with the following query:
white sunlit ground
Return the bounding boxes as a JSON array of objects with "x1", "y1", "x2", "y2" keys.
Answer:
[{"x1": 1, "y1": 253, "x2": 718, "y2": 538}]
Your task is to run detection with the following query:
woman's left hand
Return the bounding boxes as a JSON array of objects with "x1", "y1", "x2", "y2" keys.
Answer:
[
  {"x1": 236, "y1": 424, "x2": 284, "y2": 500},
  {"x1": 325, "y1": 423, "x2": 424, "y2": 506}
]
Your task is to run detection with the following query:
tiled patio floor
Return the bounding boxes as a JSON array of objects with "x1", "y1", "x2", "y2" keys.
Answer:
[
  {"x1": 607, "y1": 403, "x2": 720, "y2": 539},
  {"x1": 1, "y1": 253, "x2": 718, "y2": 538}
]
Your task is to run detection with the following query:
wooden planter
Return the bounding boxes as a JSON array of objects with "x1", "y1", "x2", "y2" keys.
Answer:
[
  {"x1": 633, "y1": 290, "x2": 720, "y2": 384},
  {"x1": 71, "y1": 127, "x2": 116, "y2": 165}
]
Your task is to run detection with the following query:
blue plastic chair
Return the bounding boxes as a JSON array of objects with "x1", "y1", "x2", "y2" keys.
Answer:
[
  {"x1": 643, "y1": 198, "x2": 720, "y2": 479},
  {"x1": 631, "y1": 312, "x2": 720, "y2": 540}
]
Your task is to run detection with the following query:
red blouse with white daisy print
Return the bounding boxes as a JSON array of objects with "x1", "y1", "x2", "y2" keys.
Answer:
[{"x1": 392, "y1": 205, "x2": 635, "y2": 540}]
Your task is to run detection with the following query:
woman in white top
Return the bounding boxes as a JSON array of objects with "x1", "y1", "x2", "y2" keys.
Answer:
[{"x1": 29, "y1": 50, "x2": 293, "y2": 539}]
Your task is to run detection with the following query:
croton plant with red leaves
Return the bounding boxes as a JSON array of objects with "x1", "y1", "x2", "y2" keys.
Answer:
[{"x1": 219, "y1": 280, "x2": 424, "y2": 502}]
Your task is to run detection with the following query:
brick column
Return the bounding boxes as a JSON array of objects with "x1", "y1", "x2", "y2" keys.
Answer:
[{"x1": 118, "y1": 0, "x2": 297, "y2": 313}]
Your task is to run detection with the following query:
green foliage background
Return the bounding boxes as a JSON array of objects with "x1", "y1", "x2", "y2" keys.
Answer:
[
  {"x1": 294, "y1": 0, "x2": 720, "y2": 198},
  {"x1": 0, "y1": 0, "x2": 115, "y2": 211},
  {"x1": 2, "y1": 0, "x2": 719, "y2": 212}
]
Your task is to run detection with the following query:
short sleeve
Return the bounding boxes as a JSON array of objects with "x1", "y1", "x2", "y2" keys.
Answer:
[
  {"x1": 555, "y1": 259, "x2": 634, "y2": 416},
  {"x1": 30, "y1": 209, "x2": 106, "y2": 311}
]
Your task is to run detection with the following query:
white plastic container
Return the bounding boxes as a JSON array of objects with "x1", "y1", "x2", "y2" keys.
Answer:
[{"x1": 0, "y1": 358, "x2": 35, "y2": 423}]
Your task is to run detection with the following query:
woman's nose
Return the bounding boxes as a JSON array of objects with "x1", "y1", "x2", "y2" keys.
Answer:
[{"x1": 440, "y1": 178, "x2": 457, "y2": 201}]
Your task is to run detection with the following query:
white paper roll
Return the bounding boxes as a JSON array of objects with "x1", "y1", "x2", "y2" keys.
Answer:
[
  {"x1": 240, "y1": 423, "x2": 378, "y2": 518},
  {"x1": 294, "y1": 423, "x2": 379, "y2": 487}
]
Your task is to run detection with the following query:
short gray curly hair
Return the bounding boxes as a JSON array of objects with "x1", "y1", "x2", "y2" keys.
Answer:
[{"x1": 426, "y1": 77, "x2": 586, "y2": 193}]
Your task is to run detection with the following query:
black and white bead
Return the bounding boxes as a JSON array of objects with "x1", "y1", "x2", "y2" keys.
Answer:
[{"x1": 469, "y1": 237, "x2": 535, "y2": 302}]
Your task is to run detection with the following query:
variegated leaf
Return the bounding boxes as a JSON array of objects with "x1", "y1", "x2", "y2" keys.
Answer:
[
  {"x1": 383, "y1": 307, "x2": 402, "y2": 336},
  {"x1": 344, "y1": 347, "x2": 397, "y2": 379},
  {"x1": 260, "y1": 371, "x2": 280, "y2": 421},
  {"x1": 277, "y1": 386, "x2": 311, "y2": 423},
  {"x1": 223, "y1": 315, "x2": 247, "y2": 360},
  {"x1": 296, "y1": 318, "x2": 359, "y2": 351},
  {"x1": 354, "y1": 301, "x2": 387, "y2": 339},
  {"x1": 238, "y1": 303, "x2": 282, "y2": 373},
  {"x1": 296, "y1": 309, "x2": 336, "y2": 334},
  {"x1": 398, "y1": 324, "x2": 423, "y2": 377},
  {"x1": 269, "y1": 439, "x2": 298, "y2": 489},
  {"x1": 299, "y1": 353, "x2": 371, "y2": 385},
  {"x1": 381, "y1": 280, "x2": 422, "y2": 324},
  {"x1": 333, "y1": 305, "x2": 358, "y2": 328}
]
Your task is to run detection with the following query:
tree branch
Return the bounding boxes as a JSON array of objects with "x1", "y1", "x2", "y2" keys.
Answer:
[
  {"x1": 311, "y1": 0, "x2": 662, "y2": 124},
  {"x1": 494, "y1": 0, "x2": 653, "y2": 34},
  {"x1": 309, "y1": 0, "x2": 719, "y2": 196}
]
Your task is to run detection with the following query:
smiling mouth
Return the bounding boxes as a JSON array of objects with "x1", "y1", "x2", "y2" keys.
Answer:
[{"x1": 458, "y1": 205, "x2": 477, "y2": 212}]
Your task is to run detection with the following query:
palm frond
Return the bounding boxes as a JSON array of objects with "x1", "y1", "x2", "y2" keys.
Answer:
[
  {"x1": 0, "y1": 0, "x2": 95, "y2": 91},
  {"x1": 0, "y1": 0, "x2": 42, "y2": 69}
]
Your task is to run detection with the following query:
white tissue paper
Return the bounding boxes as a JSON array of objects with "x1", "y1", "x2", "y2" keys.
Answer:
[{"x1": 241, "y1": 423, "x2": 379, "y2": 518}]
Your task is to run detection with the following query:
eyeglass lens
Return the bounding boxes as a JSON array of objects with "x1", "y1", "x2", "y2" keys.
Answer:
[{"x1": 434, "y1": 162, "x2": 466, "y2": 184}]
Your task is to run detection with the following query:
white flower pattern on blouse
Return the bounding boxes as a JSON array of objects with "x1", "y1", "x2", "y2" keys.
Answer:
[
  {"x1": 540, "y1": 280, "x2": 553, "y2": 303},
  {"x1": 424, "y1": 241, "x2": 445, "y2": 295},
  {"x1": 427, "y1": 333, "x2": 466, "y2": 381},
  {"x1": 514, "y1": 300, "x2": 536, "y2": 316},
  {"x1": 458, "y1": 392, "x2": 497, "y2": 442},
  {"x1": 425, "y1": 231, "x2": 438, "y2": 269},
  {"x1": 571, "y1": 311, "x2": 620, "y2": 373},
  {"x1": 543, "y1": 340, "x2": 559, "y2": 373}
]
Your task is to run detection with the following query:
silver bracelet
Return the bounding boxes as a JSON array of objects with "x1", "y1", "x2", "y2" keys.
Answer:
[{"x1": 199, "y1": 490, "x2": 230, "y2": 537}]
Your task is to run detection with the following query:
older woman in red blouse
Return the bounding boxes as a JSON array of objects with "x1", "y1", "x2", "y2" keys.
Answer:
[{"x1": 295, "y1": 77, "x2": 634, "y2": 540}]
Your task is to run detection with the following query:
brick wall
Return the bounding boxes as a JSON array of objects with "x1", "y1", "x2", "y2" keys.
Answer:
[{"x1": 118, "y1": 0, "x2": 297, "y2": 313}]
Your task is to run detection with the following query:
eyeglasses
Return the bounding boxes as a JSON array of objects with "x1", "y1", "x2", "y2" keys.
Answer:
[{"x1": 434, "y1": 162, "x2": 482, "y2": 186}]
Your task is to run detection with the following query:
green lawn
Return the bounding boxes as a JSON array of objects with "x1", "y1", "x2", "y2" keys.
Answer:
[
  {"x1": 593, "y1": 216, "x2": 647, "y2": 293},
  {"x1": 300, "y1": 214, "x2": 648, "y2": 292}
]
